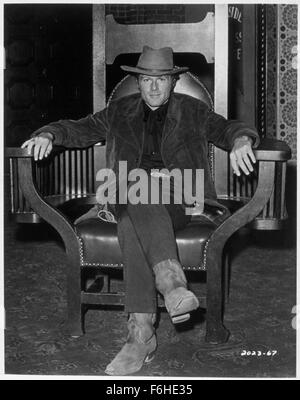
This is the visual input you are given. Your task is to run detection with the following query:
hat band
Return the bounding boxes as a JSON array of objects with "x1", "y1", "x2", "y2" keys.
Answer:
[{"x1": 136, "y1": 66, "x2": 176, "y2": 73}]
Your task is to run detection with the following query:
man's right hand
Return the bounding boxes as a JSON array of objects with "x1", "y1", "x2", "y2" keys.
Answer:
[{"x1": 21, "y1": 132, "x2": 54, "y2": 161}]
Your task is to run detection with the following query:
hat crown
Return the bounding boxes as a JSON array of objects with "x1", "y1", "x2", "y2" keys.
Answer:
[
  {"x1": 120, "y1": 46, "x2": 188, "y2": 76},
  {"x1": 137, "y1": 46, "x2": 174, "y2": 71}
]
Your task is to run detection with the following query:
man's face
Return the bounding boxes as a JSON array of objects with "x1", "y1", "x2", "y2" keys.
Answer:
[{"x1": 137, "y1": 74, "x2": 175, "y2": 110}]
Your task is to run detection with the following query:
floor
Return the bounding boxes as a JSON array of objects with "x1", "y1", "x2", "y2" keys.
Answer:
[{"x1": 4, "y1": 211, "x2": 296, "y2": 377}]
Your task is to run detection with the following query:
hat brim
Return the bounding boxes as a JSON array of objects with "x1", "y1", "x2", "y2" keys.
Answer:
[{"x1": 121, "y1": 65, "x2": 189, "y2": 76}]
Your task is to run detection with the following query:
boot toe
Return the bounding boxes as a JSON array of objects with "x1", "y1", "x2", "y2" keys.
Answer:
[{"x1": 104, "y1": 337, "x2": 157, "y2": 376}]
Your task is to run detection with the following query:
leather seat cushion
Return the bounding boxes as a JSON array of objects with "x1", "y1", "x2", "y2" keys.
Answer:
[{"x1": 76, "y1": 216, "x2": 216, "y2": 270}]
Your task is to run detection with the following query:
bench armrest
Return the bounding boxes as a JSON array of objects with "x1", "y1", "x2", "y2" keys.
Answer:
[
  {"x1": 5, "y1": 145, "x2": 67, "y2": 159},
  {"x1": 7, "y1": 151, "x2": 79, "y2": 245},
  {"x1": 254, "y1": 138, "x2": 292, "y2": 161}
]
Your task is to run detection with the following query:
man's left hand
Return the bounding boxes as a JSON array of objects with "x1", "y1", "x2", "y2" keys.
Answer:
[{"x1": 230, "y1": 135, "x2": 256, "y2": 176}]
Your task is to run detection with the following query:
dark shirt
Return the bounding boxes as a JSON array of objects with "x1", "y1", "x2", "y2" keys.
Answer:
[{"x1": 139, "y1": 101, "x2": 169, "y2": 171}]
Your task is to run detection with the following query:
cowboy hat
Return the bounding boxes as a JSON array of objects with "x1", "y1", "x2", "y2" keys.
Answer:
[{"x1": 121, "y1": 46, "x2": 189, "y2": 76}]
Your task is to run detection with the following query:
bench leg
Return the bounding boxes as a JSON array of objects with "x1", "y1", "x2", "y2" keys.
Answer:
[
  {"x1": 205, "y1": 249, "x2": 230, "y2": 344},
  {"x1": 205, "y1": 319, "x2": 230, "y2": 344},
  {"x1": 68, "y1": 306, "x2": 84, "y2": 337},
  {"x1": 224, "y1": 252, "x2": 230, "y2": 304},
  {"x1": 67, "y1": 256, "x2": 84, "y2": 337}
]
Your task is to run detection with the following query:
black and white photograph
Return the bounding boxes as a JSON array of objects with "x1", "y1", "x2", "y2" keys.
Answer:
[{"x1": 2, "y1": 1, "x2": 298, "y2": 379}]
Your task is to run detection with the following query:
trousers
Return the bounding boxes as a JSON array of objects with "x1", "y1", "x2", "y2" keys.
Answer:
[{"x1": 116, "y1": 176, "x2": 191, "y2": 312}]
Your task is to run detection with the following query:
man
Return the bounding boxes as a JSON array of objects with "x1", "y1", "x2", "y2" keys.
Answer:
[{"x1": 22, "y1": 46, "x2": 259, "y2": 375}]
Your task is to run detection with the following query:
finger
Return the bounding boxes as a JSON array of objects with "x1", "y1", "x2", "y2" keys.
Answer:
[
  {"x1": 44, "y1": 141, "x2": 53, "y2": 157},
  {"x1": 236, "y1": 153, "x2": 250, "y2": 175},
  {"x1": 38, "y1": 141, "x2": 48, "y2": 160},
  {"x1": 43, "y1": 140, "x2": 52, "y2": 158},
  {"x1": 230, "y1": 153, "x2": 240, "y2": 176},
  {"x1": 247, "y1": 147, "x2": 256, "y2": 164},
  {"x1": 26, "y1": 140, "x2": 35, "y2": 156},
  {"x1": 21, "y1": 139, "x2": 32, "y2": 149},
  {"x1": 39, "y1": 138, "x2": 52, "y2": 160},
  {"x1": 242, "y1": 152, "x2": 254, "y2": 172},
  {"x1": 34, "y1": 141, "x2": 42, "y2": 161},
  {"x1": 44, "y1": 145, "x2": 50, "y2": 157}
]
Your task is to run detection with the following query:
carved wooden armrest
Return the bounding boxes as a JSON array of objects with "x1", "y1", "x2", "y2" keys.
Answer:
[
  {"x1": 254, "y1": 138, "x2": 291, "y2": 161},
  {"x1": 5, "y1": 145, "x2": 65, "y2": 159},
  {"x1": 5, "y1": 147, "x2": 79, "y2": 248},
  {"x1": 6, "y1": 145, "x2": 96, "y2": 223},
  {"x1": 208, "y1": 138, "x2": 292, "y2": 252}
]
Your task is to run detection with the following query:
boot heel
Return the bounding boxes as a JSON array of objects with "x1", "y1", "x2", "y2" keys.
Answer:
[
  {"x1": 171, "y1": 313, "x2": 190, "y2": 324},
  {"x1": 165, "y1": 288, "x2": 199, "y2": 324}
]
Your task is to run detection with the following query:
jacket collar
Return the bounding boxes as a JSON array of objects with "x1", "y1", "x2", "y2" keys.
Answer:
[{"x1": 162, "y1": 93, "x2": 178, "y2": 141}]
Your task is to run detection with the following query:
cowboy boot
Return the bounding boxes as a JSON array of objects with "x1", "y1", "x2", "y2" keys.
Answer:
[
  {"x1": 153, "y1": 259, "x2": 199, "y2": 324},
  {"x1": 105, "y1": 312, "x2": 157, "y2": 376}
]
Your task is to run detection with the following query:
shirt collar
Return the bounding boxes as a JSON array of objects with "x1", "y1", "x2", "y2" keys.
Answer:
[{"x1": 143, "y1": 100, "x2": 169, "y2": 122}]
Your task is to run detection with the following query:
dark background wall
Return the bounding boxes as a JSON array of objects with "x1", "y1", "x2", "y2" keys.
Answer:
[{"x1": 4, "y1": 4, "x2": 93, "y2": 147}]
